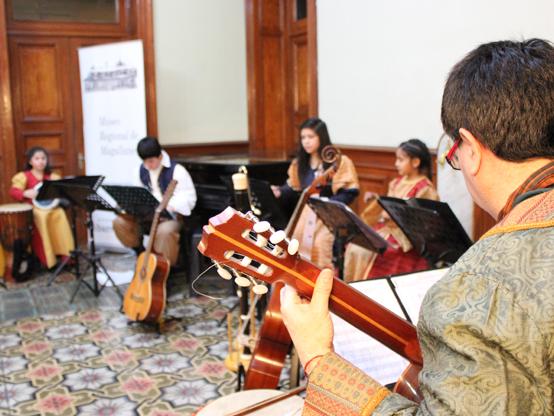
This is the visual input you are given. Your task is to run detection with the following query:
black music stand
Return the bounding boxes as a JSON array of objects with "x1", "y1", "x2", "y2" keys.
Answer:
[
  {"x1": 101, "y1": 185, "x2": 172, "y2": 220},
  {"x1": 44, "y1": 179, "x2": 123, "y2": 302},
  {"x1": 44, "y1": 176, "x2": 103, "y2": 286},
  {"x1": 307, "y1": 197, "x2": 388, "y2": 280},
  {"x1": 378, "y1": 197, "x2": 473, "y2": 266}
]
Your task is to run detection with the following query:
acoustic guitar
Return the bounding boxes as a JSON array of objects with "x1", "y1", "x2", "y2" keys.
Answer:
[
  {"x1": 123, "y1": 180, "x2": 177, "y2": 323},
  {"x1": 198, "y1": 207, "x2": 424, "y2": 402}
]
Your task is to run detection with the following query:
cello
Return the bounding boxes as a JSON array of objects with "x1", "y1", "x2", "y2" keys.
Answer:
[
  {"x1": 198, "y1": 207, "x2": 423, "y2": 402},
  {"x1": 123, "y1": 180, "x2": 177, "y2": 323}
]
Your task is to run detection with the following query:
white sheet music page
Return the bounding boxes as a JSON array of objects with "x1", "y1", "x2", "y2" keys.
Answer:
[
  {"x1": 391, "y1": 268, "x2": 449, "y2": 324},
  {"x1": 332, "y1": 268, "x2": 449, "y2": 386}
]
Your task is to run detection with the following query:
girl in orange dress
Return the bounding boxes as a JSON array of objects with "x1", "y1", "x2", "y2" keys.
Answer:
[
  {"x1": 272, "y1": 118, "x2": 359, "y2": 268},
  {"x1": 9, "y1": 147, "x2": 74, "y2": 269},
  {"x1": 344, "y1": 139, "x2": 439, "y2": 281}
]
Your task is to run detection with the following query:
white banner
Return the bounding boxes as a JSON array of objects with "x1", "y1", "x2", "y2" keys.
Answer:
[{"x1": 79, "y1": 40, "x2": 147, "y2": 249}]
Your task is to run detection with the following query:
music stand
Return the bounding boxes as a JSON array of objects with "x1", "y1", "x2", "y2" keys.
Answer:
[
  {"x1": 101, "y1": 185, "x2": 172, "y2": 220},
  {"x1": 44, "y1": 179, "x2": 123, "y2": 302},
  {"x1": 378, "y1": 197, "x2": 473, "y2": 266},
  {"x1": 307, "y1": 197, "x2": 387, "y2": 280}
]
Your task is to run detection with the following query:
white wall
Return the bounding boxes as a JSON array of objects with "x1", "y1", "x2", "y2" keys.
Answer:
[
  {"x1": 318, "y1": 0, "x2": 554, "y2": 148},
  {"x1": 317, "y1": 0, "x2": 554, "y2": 236},
  {"x1": 153, "y1": 0, "x2": 248, "y2": 145}
]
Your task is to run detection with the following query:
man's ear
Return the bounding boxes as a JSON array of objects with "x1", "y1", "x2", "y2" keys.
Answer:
[{"x1": 458, "y1": 128, "x2": 482, "y2": 176}]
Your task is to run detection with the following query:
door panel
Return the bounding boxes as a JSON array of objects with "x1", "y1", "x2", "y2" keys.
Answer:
[{"x1": 9, "y1": 36, "x2": 74, "y2": 175}]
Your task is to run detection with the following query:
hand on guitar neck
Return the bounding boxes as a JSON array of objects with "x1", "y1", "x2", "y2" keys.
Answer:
[
  {"x1": 280, "y1": 269, "x2": 334, "y2": 373},
  {"x1": 198, "y1": 207, "x2": 424, "y2": 402}
]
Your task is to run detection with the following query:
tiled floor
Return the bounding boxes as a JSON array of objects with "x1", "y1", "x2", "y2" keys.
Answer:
[{"x1": 0, "y1": 250, "x2": 279, "y2": 415}]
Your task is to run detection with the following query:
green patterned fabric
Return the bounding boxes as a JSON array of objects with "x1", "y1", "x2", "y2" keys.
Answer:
[
  {"x1": 374, "y1": 195, "x2": 554, "y2": 415},
  {"x1": 304, "y1": 191, "x2": 554, "y2": 415}
]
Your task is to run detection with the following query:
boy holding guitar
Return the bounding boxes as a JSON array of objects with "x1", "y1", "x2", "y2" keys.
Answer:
[{"x1": 113, "y1": 137, "x2": 196, "y2": 266}]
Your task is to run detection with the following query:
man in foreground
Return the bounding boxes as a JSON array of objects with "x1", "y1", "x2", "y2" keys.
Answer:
[{"x1": 281, "y1": 39, "x2": 554, "y2": 414}]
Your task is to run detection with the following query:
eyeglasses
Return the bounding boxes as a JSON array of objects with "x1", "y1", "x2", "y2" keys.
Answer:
[{"x1": 445, "y1": 136, "x2": 462, "y2": 170}]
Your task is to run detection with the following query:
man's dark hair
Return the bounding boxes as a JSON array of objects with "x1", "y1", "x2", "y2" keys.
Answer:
[
  {"x1": 297, "y1": 117, "x2": 333, "y2": 180},
  {"x1": 441, "y1": 38, "x2": 554, "y2": 161},
  {"x1": 137, "y1": 136, "x2": 162, "y2": 160}
]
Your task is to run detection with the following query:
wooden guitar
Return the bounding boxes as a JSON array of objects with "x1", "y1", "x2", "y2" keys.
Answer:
[
  {"x1": 123, "y1": 180, "x2": 177, "y2": 323},
  {"x1": 198, "y1": 207, "x2": 424, "y2": 402}
]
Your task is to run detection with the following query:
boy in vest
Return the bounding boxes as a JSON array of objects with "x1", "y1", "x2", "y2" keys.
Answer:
[{"x1": 113, "y1": 137, "x2": 197, "y2": 266}]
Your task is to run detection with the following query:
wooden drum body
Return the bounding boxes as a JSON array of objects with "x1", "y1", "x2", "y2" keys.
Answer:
[{"x1": 0, "y1": 203, "x2": 33, "y2": 251}]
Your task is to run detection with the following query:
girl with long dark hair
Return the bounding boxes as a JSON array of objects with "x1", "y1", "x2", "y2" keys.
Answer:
[{"x1": 272, "y1": 117, "x2": 359, "y2": 268}]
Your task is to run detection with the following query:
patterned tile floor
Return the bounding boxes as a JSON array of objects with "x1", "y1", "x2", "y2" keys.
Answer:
[{"x1": 0, "y1": 251, "x2": 277, "y2": 415}]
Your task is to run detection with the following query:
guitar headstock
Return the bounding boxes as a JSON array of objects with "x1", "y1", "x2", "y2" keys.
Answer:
[{"x1": 198, "y1": 207, "x2": 321, "y2": 296}]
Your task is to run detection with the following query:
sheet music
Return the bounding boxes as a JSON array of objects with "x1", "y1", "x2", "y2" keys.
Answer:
[
  {"x1": 332, "y1": 268, "x2": 449, "y2": 385},
  {"x1": 391, "y1": 268, "x2": 448, "y2": 324},
  {"x1": 97, "y1": 186, "x2": 120, "y2": 211}
]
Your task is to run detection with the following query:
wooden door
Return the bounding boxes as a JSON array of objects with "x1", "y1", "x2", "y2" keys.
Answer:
[
  {"x1": 8, "y1": 36, "x2": 75, "y2": 176},
  {"x1": 246, "y1": 0, "x2": 317, "y2": 159}
]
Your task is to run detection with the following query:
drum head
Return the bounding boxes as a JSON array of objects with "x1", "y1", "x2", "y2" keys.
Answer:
[
  {"x1": 197, "y1": 389, "x2": 304, "y2": 415},
  {"x1": 0, "y1": 203, "x2": 33, "y2": 213}
]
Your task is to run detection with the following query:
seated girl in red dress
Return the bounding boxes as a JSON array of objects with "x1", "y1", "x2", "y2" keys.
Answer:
[
  {"x1": 344, "y1": 139, "x2": 439, "y2": 281},
  {"x1": 9, "y1": 147, "x2": 75, "y2": 269}
]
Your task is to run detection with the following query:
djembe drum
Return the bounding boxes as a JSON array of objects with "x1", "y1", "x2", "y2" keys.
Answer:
[{"x1": 0, "y1": 203, "x2": 34, "y2": 282}]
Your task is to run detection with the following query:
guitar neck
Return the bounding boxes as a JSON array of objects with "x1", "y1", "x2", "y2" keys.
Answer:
[
  {"x1": 276, "y1": 258, "x2": 422, "y2": 366},
  {"x1": 144, "y1": 209, "x2": 162, "y2": 257},
  {"x1": 199, "y1": 207, "x2": 422, "y2": 367}
]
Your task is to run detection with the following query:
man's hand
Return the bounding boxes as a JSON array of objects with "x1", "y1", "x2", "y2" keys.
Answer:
[{"x1": 280, "y1": 269, "x2": 334, "y2": 370}]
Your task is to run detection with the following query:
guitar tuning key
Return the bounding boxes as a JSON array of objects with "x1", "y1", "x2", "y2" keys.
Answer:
[
  {"x1": 271, "y1": 245, "x2": 284, "y2": 256},
  {"x1": 215, "y1": 262, "x2": 232, "y2": 280},
  {"x1": 268, "y1": 230, "x2": 299, "y2": 256},
  {"x1": 287, "y1": 238, "x2": 299, "y2": 255},
  {"x1": 255, "y1": 234, "x2": 268, "y2": 247},
  {"x1": 240, "y1": 256, "x2": 252, "y2": 267},
  {"x1": 269, "y1": 230, "x2": 286, "y2": 244},
  {"x1": 232, "y1": 269, "x2": 251, "y2": 287},
  {"x1": 252, "y1": 283, "x2": 268, "y2": 295},
  {"x1": 253, "y1": 221, "x2": 271, "y2": 234},
  {"x1": 257, "y1": 264, "x2": 270, "y2": 275},
  {"x1": 235, "y1": 275, "x2": 252, "y2": 287}
]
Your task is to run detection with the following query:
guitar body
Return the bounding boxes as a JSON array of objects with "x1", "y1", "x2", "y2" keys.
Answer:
[{"x1": 123, "y1": 252, "x2": 170, "y2": 322}]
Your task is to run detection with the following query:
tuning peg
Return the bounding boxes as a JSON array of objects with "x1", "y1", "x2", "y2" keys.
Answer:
[
  {"x1": 271, "y1": 245, "x2": 284, "y2": 256},
  {"x1": 268, "y1": 230, "x2": 299, "y2": 256},
  {"x1": 287, "y1": 239, "x2": 299, "y2": 255},
  {"x1": 240, "y1": 256, "x2": 252, "y2": 267},
  {"x1": 257, "y1": 264, "x2": 270, "y2": 275},
  {"x1": 269, "y1": 230, "x2": 286, "y2": 244},
  {"x1": 252, "y1": 284, "x2": 268, "y2": 295},
  {"x1": 215, "y1": 262, "x2": 232, "y2": 280},
  {"x1": 253, "y1": 221, "x2": 271, "y2": 233},
  {"x1": 255, "y1": 234, "x2": 268, "y2": 247},
  {"x1": 235, "y1": 275, "x2": 251, "y2": 287}
]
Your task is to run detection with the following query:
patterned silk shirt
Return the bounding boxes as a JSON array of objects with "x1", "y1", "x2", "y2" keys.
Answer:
[{"x1": 303, "y1": 189, "x2": 554, "y2": 415}]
